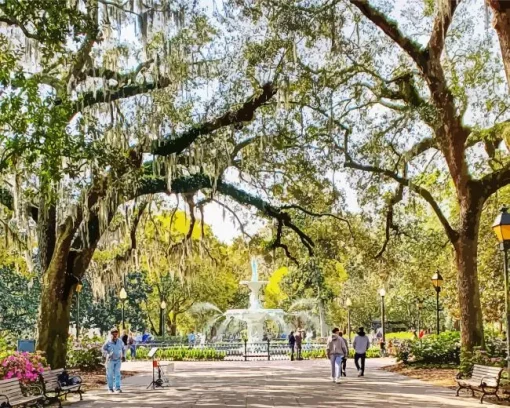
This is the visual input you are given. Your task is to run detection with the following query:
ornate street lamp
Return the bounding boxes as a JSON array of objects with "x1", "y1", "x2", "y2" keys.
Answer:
[
  {"x1": 119, "y1": 287, "x2": 128, "y2": 330},
  {"x1": 346, "y1": 298, "x2": 352, "y2": 344},
  {"x1": 160, "y1": 300, "x2": 167, "y2": 342},
  {"x1": 75, "y1": 281, "x2": 83, "y2": 339},
  {"x1": 379, "y1": 288, "x2": 386, "y2": 342},
  {"x1": 493, "y1": 207, "x2": 510, "y2": 370},
  {"x1": 431, "y1": 271, "x2": 444, "y2": 335}
]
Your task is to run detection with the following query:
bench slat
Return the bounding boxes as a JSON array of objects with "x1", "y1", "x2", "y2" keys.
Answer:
[
  {"x1": 0, "y1": 378, "x2": 43, "y2": 407},
  {"x1": 473, "y1": 365, "x2": 502, "y2": 373}
]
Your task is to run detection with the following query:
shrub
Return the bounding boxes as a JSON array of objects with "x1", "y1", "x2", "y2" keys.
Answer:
[
  {"x1": 67, "y1": 337, "x2": 103, "y2": 371},
  {"x1": 134, "y1": 347, "x2": 226, "y2": 361},
  {"x1": 407, "y1": 331, "x2": 461, "y2": 365},
  {"x1": 395, "y1": 340, "x2": 411, "y2": 363},
  {"x1": 0, "y1": 336, "x2": 14, "y2": 362},
  {"x1": 0, "y1": 352, "x2": 48, "y2": 385}
]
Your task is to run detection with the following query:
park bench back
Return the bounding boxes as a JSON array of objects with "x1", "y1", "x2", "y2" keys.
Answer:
[
  {"x1": 471, "y1": 364, "x2": 502, "y2": 387},
  {"x1": 40, "y1": 368, "x2": 64, "y2": 392},
  {"x1": 0, "y1": 378, "x2": 25, "y2": 403}
]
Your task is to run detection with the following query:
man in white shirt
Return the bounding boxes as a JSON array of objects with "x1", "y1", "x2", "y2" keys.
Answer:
[{"x1": 353, "y1": 327, "x2": 370, "y2": 377}]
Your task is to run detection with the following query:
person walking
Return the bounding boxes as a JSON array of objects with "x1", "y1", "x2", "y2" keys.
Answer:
[
  {"x1": 353, "y1": 327, "x2": 370, "y2": 377},
  {"x1": 128, "y1": 332, "x2": 136, "y2": 360},
  {"x1": 295, "y1": 329, "x2": 303, "y2": 360},
  {"x1": 188, "y1": 331, "x2": 196, "y2": 348},
  {"x1": 102, "y1": 327, "x2": 125, "y2": 393},
  {"x1": 288, "y1": 331, "x2": 296, "y2": 361},
  {"x1": 338, "y1": 331, "x2": 349, "y2": 376},
  {"x1": 326, "y1": 328, "x2": 348, "y2": 383}
]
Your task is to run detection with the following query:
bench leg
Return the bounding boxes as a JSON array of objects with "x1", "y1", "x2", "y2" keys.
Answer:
[
  {"x1": 456, "y1": 385, "x2": 464, "y2": 397},
  {"x1": 480, "y1": 391, "x2": 486, "y2": 404}
]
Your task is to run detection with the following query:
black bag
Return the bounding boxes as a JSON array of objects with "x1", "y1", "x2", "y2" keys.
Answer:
[
  {"x1": 1, "y1": 401, "x2": 12, "y2": 408},
  {"x1": 58, "y1": 371, "x2": 70, "y2": 386}
]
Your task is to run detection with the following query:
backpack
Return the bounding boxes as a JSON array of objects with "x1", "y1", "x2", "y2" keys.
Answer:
[
  {"x1": 69, "y1": 376, "x2": 82, "y2": 385},
  {"x1": 1, "y1": 402, "x2": 11, "y2": 408},
  {"x1": 58, "y1": 370, "x2": 70, "y2": 386}
]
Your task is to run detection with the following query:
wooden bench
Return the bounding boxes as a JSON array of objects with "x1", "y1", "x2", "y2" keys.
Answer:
[
  {"x1": 0, "y1": 378, "x2": 44, "y2": 407},
  {"x1": 456, "y1": 364, "x2": 503, "y2": 403},
  {"x1": 39, "y1": 369, "x2": 83, "y2": 407}
]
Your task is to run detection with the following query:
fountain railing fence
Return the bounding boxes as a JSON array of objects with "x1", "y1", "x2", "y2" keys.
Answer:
[{"x1": 129, "y1": 340, "x2": 327, "y2": 361}]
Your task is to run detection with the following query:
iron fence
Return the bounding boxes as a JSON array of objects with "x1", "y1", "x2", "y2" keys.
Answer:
[{"x1": 128, "y1": 340, "x2": 327, "y2": 362}]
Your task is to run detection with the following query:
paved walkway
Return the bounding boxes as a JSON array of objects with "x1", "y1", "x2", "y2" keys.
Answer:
[{"x1": 70, "y1": 359, "x2": 499, "y2": 407}]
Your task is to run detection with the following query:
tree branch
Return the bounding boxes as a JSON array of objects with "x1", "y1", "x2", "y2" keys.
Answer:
[
  {"x1": 279, "y1": 204, "x2": 353, "y2": 236},
  {"x1": 134, "y1": 173, "x2": 316, "y2": 261},
  {"x1": 349, "y1": 0, "x2": 425, "y2": 67},
  {"x1": 71, "y1": 77, "x2": 171, "y2": 115},
  {"x1": 79, "y1": 59, "x2": 155, "y2": 84},
  {"x1": 426, "y1": 0, "x2": 460, "y2": 61},
  {"x1": 0, "y1": 16, "x2": 41, "y2": 40},
  {"x1": 210, "y1": 198, "x2": 252, "y2": 239},
  {"x1": 151, "y1": 82, "x2": 277, "y2": 157},
  {"x1": 343, "y1": 154, "x2": 458, "y2": 243},
  {"x1": 480, "y1": 163, "x2": 510, "y2": 199},
  {"x1": 375, "y1": 168, "x2": 405, "y2": 258}
]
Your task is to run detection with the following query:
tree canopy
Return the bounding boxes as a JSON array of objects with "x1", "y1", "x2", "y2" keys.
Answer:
[{"x1": 0, "y1": 0, "x2": 509, "y2": 367}]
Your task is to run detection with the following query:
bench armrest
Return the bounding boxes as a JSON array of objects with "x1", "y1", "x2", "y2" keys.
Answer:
[
  {"x1": 455, "y1": 372, "x2": 464, "y2": 380},
  {"x1": 480, "y1": 376, "x2": 498, "y2": 388},
  {"x1": 0, "y1": 393, "x2": 10, "y2": 404},
  {"x1": 24, "y1": 384, "x2": 43, "y2": 396}
]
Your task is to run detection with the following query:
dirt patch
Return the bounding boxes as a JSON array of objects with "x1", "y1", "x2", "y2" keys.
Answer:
[
  {"x1": 68, "y1": 369, "x2": 139, "y2": 391},
  {"x1": 383, "y1": 364, "x2": 510, "y2": 406},
  {"x1": 383, "y1": 364, "x2": 458, "y2": 388}
]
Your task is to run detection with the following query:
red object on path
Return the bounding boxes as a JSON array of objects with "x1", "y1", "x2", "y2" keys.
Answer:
[{"x1": 153, "y1": 360, "x2": 158, "y2": 368}]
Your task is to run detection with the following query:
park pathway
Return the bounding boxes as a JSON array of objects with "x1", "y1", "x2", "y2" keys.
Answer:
[{"x1": 70, "y1": 359, "x2": 499, "y2": 407}]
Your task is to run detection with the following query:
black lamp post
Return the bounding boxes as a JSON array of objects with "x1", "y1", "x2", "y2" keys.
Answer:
[
  {"x1": 160, "y1": 300, "x2": 167, "y2": 342},
  {"x1": 379, "y1": 288, "x2": 386, "y2": 342},
  {"x1": 431, "y1": 271, "x2": 444, "y2": 335},
  {"x1": 119, "y1": 287, "x2": 127, "y2": 330},
  {"x1": 416, "y1": 298, "x2": 423, "y2": 337},
  {"x1": 75, "y1": 281, "x2": 83, "y2": 339},
  {"x1": 346, "y1": 298, "x2": 352, "y2": 344},
  {"x1": 492, "y1": 207, "x2": 510, "y2": 370}
]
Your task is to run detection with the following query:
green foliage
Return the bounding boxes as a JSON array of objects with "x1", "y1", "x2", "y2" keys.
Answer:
[
  {"x1": 301, "y1": 347, "x2": 380, "y2": 360},
  {"x1": 66, "y1": 337, "x2": 103, "y2": 371},
  {"x1": 386, "y1": 332, "x2": 415, "y2": 341},
  {"x1": 0, "y1": 336, "x2": 15, "y2": 362},
  {"x1": 133, "y1": 346, "x2": 226, "y2": 361},
  {"x1": 404, "y1": 332, "x2": 461, "y2": 365},
  {"x1": 0, "y1": 265, "x2": 40, "y2": 337}
]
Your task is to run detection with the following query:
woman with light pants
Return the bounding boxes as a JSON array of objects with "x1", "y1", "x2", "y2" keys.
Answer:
[{"x1": 326, "y1": 328, "x2": 348, "y2": 383}]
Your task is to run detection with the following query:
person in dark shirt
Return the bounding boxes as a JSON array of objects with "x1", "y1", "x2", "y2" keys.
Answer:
[
  {"x1": 288, "y1": 331, "x2": 296, "y2": 361},
  {"x1": 121, "y1": 330, "x2": 128, "y2": 346}
]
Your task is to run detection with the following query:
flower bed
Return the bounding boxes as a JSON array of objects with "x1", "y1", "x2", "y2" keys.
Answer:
[{"x1": 0, "y1": 352, "x2": 48, "y2": 385}]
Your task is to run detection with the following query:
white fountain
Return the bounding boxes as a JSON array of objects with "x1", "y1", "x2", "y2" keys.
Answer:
[{"x1": 223, "y1": 259, "x2": 286, "y2": 343}]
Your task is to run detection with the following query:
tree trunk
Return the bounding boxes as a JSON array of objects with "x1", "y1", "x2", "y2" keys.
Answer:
[
  {"x1": 455, "y1": 195, "x2": 485, "y2": 351},
  {"x1": 488, "y1": 1, "x2": 510, "y2": 88},
  {"x1": 169, "y1": 323, "x2": 177, "y2": 336},
  {"x1": 37, "y1": 218, "x2": 80, "y2": 369},
  {"x1": 37, "y1": 260, "x2": 73, "y2": 369}
]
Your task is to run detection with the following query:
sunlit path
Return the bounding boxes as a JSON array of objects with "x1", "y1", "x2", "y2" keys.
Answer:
[{"x1": 69, "y1": 359, "x2": 497, "y2": 407}]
